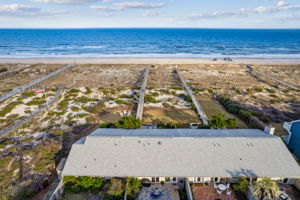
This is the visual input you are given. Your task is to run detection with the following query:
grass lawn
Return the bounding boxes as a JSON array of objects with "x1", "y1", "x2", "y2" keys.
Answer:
[
  {"x1": 99, "y1": 111, "x2": 122, "y2": 123},
  {"x1": 62, "y1": 192, "x2": 90, "y2": 200},
  {"x1": 143, "y1": 107, "x2": 200, "y2": 125},
  {"x1": 199, "y1": 98, "x2": 248, "y2": 128}
]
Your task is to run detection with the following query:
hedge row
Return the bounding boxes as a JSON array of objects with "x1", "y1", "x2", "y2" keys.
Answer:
[{"x1": 217, "y1": 96, "x2": 265, "y2": 129}]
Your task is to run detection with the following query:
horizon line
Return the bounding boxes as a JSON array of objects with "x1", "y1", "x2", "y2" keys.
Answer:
[{"x1": 0, "y1": 27, "x2": 300, "y2": 30}]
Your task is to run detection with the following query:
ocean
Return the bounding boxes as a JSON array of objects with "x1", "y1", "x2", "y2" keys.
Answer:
[{"x1": 0, "y1": 28, "x2": 300, "y2": 58}]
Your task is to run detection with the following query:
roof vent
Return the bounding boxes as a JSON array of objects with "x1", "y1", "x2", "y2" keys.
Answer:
[
  {"x1": 115, "y1": 143, "x2": 117, "y2": 146},
  {"x1": 158, "y1": 141, "x2": 162, "y2": 145}
]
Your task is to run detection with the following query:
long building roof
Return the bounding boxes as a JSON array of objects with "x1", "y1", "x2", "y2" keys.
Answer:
[{"x1": 62, "y1": 129, "x2": 300, "y2": 178}]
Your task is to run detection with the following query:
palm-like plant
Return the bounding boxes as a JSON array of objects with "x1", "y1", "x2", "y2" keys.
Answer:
[{"x1": 253, "y1": 177, "x2": 279, "y2": 200}]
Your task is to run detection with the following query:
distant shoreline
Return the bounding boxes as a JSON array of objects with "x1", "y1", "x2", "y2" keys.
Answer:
[{"x1": 1, "y1": 57, "x2": 300, "y2": 65}]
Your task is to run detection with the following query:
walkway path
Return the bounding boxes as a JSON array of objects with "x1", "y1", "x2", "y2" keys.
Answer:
[
  {"x1": 0, "y1": 85, "x2": 65, "y2": 138},
  {"x1": 175, "y1": 69, "x2": 208, "y2": 125},
  {"x1": 246, "y1": 65, "x2": 299, "y2": 91},
  {"x1": 0, "y1": 63, "x2": 74, "y2": 103},
  {"x1": 136, "y1": 68, "x2": 149, "y2": 120}
]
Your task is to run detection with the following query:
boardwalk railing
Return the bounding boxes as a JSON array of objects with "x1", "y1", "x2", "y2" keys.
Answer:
[
  {"x1": 43, "y1": 178, "x2": 64, "y2": 200},
  {"x1": 246, "y1": 65, "x2": 300, "y2": 91},
  {"x1": 0, "y1": 64, "x2": 74, "y2": 103},
  {"x1": 136, "y1": 68, "x2": 149, "y2": 120},
  {"x1": 0, "y1": 66, "x2": 28, "y2": 79},
  {"x1": 0, "y1": 85, "x2": 64, "y2": 138},
  {"x1": 175, "y1": 69, "x2": 208, "y2": 125}
]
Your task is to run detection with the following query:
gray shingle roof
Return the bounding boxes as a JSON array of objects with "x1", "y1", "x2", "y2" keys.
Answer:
[{"x1": 62, "y1": 129, "x2": 300, "y2": 178}]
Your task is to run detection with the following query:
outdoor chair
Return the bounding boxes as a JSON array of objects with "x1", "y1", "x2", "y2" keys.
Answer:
[
  {"x1": 217, "y1": 189, "x2": 222, "y2": 195},
  {"x1": 226, "y1": 190, "x2": 232, "y2": 196}
]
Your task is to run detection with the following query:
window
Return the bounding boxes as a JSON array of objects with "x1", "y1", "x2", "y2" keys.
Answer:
[
  {"x1": 165, "y1": 177, "x2": 170, "y2": 182},
  {"x1": 214, "y1": 177, "x2": 219, "y2": 182},
  {"x1": 196, "y1": 177, "x2": 201, "y2": 182},
  {"x1": 155, "y1": 177, "x2": 160, "y2": 182},
  {"x1": 282, "y1": 178, "x2": 289, "y2": 184},
  {"x1": 172, "y1": 177, "x2": 177, "y2": 182},
  {"x1": 151, "y1": 177, "x2": 155, "y2": 182}
]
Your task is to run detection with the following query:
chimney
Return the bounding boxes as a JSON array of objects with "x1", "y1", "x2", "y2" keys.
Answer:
[{"x1": 264, "y1": 126, "x2": 275, "y2": 135}]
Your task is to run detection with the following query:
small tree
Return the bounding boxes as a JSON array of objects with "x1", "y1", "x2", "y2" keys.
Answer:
[
  {"x1": 253, "y1": 177, "x2": 279, "y2": 200},
  {"x1": 208, "y1": 113, "x2": 237, "y2": 129},
  {"x1": 233, "y1": 177, "x2": 249, "y2": 196},
  {"x1": 108, "y1": 178, "x2": 124, "y2": 197},
  {"x1": 125, "y1": 178, "x2": 142, "y2": 200},
  {"x1": 115, "y1": 116, "x2": 141, "y2": 129}
]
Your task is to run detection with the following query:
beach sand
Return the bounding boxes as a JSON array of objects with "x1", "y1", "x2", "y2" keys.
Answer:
[{"x1": 0, "y1": 57, "x2": 300, "y2": 65}]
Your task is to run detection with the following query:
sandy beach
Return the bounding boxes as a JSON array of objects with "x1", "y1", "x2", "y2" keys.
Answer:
[{"x1": 1, "y1": 57, "x2": 300, "y2": 65}]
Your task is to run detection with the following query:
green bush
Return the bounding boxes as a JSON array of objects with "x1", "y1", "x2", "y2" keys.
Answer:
[
  {"x1": 157, "y1": 121, "x2": 178, "y2": 129},
  {"x1": 63, "y1": 176, "x2": 104, "y2": 193},
  {"x1": 99, "y1": 122, "x2": 116, "y2": 128},
  {"x1": 170, "y1": 86, "x2": 182, "y2": 90},
  {"x1": 144, "y1": 95, "x2": 157, "y2": 103},
  {"x1": 253, "y1": 87, "x2": 263, "y2": 92},
  {"x1": 26, "y1": 99, "x2": 46, "y2": 106},
  {"x1": 68, "y1": 88, "x2": 80, "y2": 93},
  {"x1": 0, "y1": 101, "x2": 23, "y2": 117},
  {"x1": 115, "y1": 116, "x2": 141, "y2": 129},
  {"x1": 85, "y1": 87, "x2": 92, "y2": 94},
  {"x1": 178, "y1": 94, "x2": 192, "y2": 103},
  {"x1": 57, "y1": 101, "x2": 69, "y2": 110},
  {"x1": 22, "y1": 91, "x2": 36, "y2": 98},
  {"x1": 71, "y1": 106, "x2": 80, "y2": 111},
  {"x1": 266, "y1": 88, "x2": 276, "y2": 93},
  {"x1": 115, "y1": 99, "x2": 133, "y2": 106},
  {"x1": 233, "y1": 177, "x2": 249, "y2": 196},
  {"x1": 0, "y1": 67, "x2": 8, "y2": 73},
  {"x1": 208, "y1": 113, "x2": 237, "y2": 129},
  {"x1": 119, "y1": 94, "x2": 133, "y2": 99}
]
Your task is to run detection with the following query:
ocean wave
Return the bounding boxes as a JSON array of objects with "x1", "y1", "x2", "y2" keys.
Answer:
[{"x1": 1, "y1": 52, "x2": 300, "y2": 59}]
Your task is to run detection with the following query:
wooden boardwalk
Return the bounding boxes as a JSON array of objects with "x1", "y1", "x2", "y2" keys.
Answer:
[
  {"x1": 175, "y1": 69, "x2": 208, "y2": 125},
  {"x1": 0, "y1": 63, "x2": 75, "y2": 103},
  {"x1": 136, "y1": 68, "x2": 149, "y2": 120},
  {"x1": 0, "y1": 85, "x2": 65, "y2": 138},
  {"x1": 246, "y1": 65, "x2": 300, "y2": 91}
]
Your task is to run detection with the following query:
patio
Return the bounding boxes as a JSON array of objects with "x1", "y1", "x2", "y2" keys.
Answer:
[
  {"x1": 138, "y1": 184, "x2": 180, "y2": 200},
  {"x1": 192, "y1": 183, "x2": 237, "y2": 200}
]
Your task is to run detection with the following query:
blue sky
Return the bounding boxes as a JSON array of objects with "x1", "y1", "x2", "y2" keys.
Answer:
[{"x1": 0, "y1": 0, "x2": 300, "y2": 28}]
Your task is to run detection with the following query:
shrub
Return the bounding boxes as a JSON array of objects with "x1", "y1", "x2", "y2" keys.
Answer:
[
  {"x1": 115, "y1": 99, "x2": 133, "y2": 106},
  {"x1": 151, "y1": 92, "x2": 160, "y2": 97},
  {"x1": 266, "y1": 88, "x2": 276, "y2": 93},
  {"x1": 233, "y1": 177, "x2": 249, "y2": 196},
  {"x1": 115, "y1": 116, "x2": 141, "y2": 129},
  {"x1": 119, "y1": 94, "x2": 132, "y2": 99},
  {"x1": 178, "y1": 94, "x2": 192, "y2": 103},
  {"x1": 0, "y1": 67, "x2": 8, "y2": 73},
  {"x1": 170, "y1": 86, "x2": 182, "y2": 90},
  {"x1": 68, "y1": 88, "x2": 80, "y2": 93},
  {"x1": 144, "y1": 95, "x2": 157, "y2": 103},
  {"x1": 63, "y1": 176, "x2": 105, "y2": 193},
  {"x1": 254, "y1": 87, "x2": 263, "y2": 92},
  {"x1": 99, "y1": 122, "x2": 116, "y2": 128},
  {"x1": 57, "y1": 101, "x2": 69, "y2": 110},
  {"x1": 283, "y1": 89, "x2": 290, "y2": 94},
  {"x1": 22, "y1": 91, "x2": 36, "y2": 98},
  {"x1": 238, "y1": 110, "x2": 252, "y2": 123},
  {"x1": 85, "y1": 87, "x2": 92, "y2": 94},
  {"x1": 157, "y1": 121, "x2": 178, "y2": 129},
  {"x1": 162, "y1": 102, "x2": 174, "y2": 108},
  {"x1": 208, "y1": 113, "x2": 237, "y2": 129},
  {"x1": 26, "y1": 99, "x2": 46, "y2": 106},
  {"x1": 71, "y1": 106, "x2": 80, "y2": 111}
]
